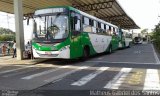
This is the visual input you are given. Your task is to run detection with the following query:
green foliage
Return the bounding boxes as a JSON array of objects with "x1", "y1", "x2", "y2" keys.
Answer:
[
  {"x1": 141, "y1": 28, "x2": 148, "y2": 34},
  {"x1": 0, "y1": 27, "x2": 15, "y2": 35},
  {"x1": 0, "y1": 35, "x2": 15, "y2": 41},
  {"x1": 0, "y1": 27, "x2": 15, "y2": 41},
  {"x1": 152, "y1": 23, "x2": 160, "y2": 50}
]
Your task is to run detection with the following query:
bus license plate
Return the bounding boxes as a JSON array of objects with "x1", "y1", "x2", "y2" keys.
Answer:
[{"x1": 45, "y1": 52, "x2": 51, "y2": 55}]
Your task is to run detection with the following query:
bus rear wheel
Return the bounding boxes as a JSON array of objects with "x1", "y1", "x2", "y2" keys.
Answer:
[
  {"x1": 128, "y1": 42, "x2": 131, "y2": 48},
  {"x1": 108, "y1": 45, "x2": 112, "y2": 54},
  {"x1": 123, "y1": 42, "x2": 126, "y2": 49}
]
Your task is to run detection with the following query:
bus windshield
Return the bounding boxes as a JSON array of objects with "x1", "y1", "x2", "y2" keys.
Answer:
[{"x1": 33, "y1": 13, "x2": 68, "y2": 43}]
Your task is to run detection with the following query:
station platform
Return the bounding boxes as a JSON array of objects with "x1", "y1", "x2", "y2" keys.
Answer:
[{"x1": 0, "y1": 55, "x2": 48, "y2": 65}]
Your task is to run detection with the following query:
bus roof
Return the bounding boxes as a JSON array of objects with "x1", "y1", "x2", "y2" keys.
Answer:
[{"x1": 36, "y1": 6, "x2": 118, "y2": 28}]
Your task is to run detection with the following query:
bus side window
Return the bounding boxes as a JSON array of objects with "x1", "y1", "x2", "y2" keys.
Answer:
[
  {"x1": 113, "y1": 28, "x2": 116, "y2": 36},
  {"x1": 71, "y1": 11, "x2": 81, "y2": 36},
  {"x1": 101, "y1": 23, "x2": 104, "y2": 34},
  {"x1": 108, "y1": 26, "x2": 111, "y2": 35},
  {"x1": 89, "y1": 19, "x2": 93, "y2": 26},
  {"x1": 75, "y1": 18, "x2": 81, "y2": 31},
  {"x1": 92, "y1": 20, "x2": 97, "y2": 33},
  {"x1": 97, "y1": 22, "x2": 101, "y2": 34},
  {"x1": 104, "y1": 24, "x2": 106, "y2": 34},
  {"x1": 114, "y1": 28, "x2": 119, "y2": 36},
  {"x1": 82, "y1": 17, "x2": 92, "y2": 32},
  {"x1": 105, "y1": 25, "x2": 109, "y2": 35}
]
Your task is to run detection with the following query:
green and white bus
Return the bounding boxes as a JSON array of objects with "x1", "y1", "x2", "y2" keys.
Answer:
[
  {"x1": 119, "y1": 29, "x2": 132, "y2": 48},
  {"x1": 31, "y1": 6, "x2": 124, "y2": 59}
]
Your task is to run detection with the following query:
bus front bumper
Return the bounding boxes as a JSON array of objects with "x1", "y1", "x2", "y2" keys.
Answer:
[{"x1": 32, "y1": 48, "x2": 70, "y2": 59}]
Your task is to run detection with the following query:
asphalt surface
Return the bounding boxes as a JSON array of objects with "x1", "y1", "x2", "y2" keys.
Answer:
[{"x1": 0, "y1": 43, "x2": 160, "y2": 96}]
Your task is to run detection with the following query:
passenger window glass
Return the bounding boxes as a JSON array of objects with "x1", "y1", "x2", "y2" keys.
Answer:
[
  {"x1": 83, "y1": 17, "x2": 92, "y2": 32},
  {"x1": 101, "y1": 23, "x2": 104, "y2": 29},
  {"x1": 71, "y1": 11, "x2": 81, "y2": 36},
  {"x1": 84, "y1": 17, "x2": 89, "y2": 25},
  {"x1": 93, "y1": 21, "x2": 97, "y2": 27},
  {"x1": 92, "y1": 27, "x2": 96, "y2": 33},
  {"x1": 75, "y1": 19, "x2": 81, "y2": 31}
]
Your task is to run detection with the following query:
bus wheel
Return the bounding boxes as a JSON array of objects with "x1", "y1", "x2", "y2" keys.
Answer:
[
  {"x1": 123, "y1": 43, "x2": 126, "y2": 49},
  {"x1": 128, "y1": 42, "x2": 131, "y2": 48},
  {"x1": 108, "y1": 45, "x2": 112, "y2": 54}
]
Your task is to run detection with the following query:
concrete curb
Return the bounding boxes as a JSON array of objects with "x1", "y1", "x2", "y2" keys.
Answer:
[{"x1": 0, "y1": 56, "x2": 49, "y2": 65}]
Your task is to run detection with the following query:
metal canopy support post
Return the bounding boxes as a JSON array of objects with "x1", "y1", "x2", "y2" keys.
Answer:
[{"x1": 14, "y1": 0, "x2": 25, "y2": 60}]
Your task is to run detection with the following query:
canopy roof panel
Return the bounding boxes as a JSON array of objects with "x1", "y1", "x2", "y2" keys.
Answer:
[{"x1": 0, "y1": 0, "x2": 139, "y2": 29}]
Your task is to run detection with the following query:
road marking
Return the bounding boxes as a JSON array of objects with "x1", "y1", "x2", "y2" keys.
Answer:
[
  {"x1": 2, "y1": 67, "x2": 41, "y2": 77},
  {"x1": 151, "y1": 44, "x2": 160, "y2": 64},
  {"x1": 104, "y1": 68, "x2": 132, "y2": 89},
  {"x1": 128, "y1": 71, "x2": 143, "y2": 85},
  {"x1": 21, "y1": 65, "x2": 71, "y2": 80},
  {"x1": 134, "y1": 50, "x2": 141, "y2": 54},
  {"x1": 86, "y1": 61, "x2": 157, "y2": 65},
  {"x1": 97, "y1": 57, "x2": 103, "y2": 60},
  {"x1": 44, "y1": 66, "x2": 89, "y2": 83},
  {"x1": 35, "y1": 64, "x2": 60, "y2": 68},
  {"x1": 0, "y1": 65, "x2": 36, "y2": 74},
  {"x1": 71, "y1": 67, "x2": 109, "y2": 86},
  {"x1": 143, "y1": 69, "x2": 160, "y2": 90}
]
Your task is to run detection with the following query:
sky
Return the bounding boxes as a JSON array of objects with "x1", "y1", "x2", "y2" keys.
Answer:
[
  {"x1": 0, "y1": 12, "x2": 33, "y2": 43},
  {"x1": 117, "y1": 0, "x2": 160, "y2": 32},
  {"x1": 0, "y1": 0, "x2": 160, "y2": 37}
]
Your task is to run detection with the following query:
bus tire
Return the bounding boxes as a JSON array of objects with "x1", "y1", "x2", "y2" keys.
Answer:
[
  {"x1": 123, "y1": 43, "x2": 126, "y2": 49},
  {"x1": 108, "y1": 45, "x2": 112, "y2": 54},
  {"x1": 128, "y1": 42, "x2": 131, "y2": 48}
]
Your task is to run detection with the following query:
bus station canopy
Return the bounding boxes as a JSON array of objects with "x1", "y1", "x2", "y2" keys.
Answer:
[{"x1": 0, "y1": 0, "x2": 139, "y2": 29}]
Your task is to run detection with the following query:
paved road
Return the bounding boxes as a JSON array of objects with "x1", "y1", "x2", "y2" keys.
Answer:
[{"x1": 0, "y1": 44, "x2": 160, "y2": 96}]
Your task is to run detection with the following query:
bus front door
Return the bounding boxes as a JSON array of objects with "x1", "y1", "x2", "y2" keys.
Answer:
[
  {"x1": 71, "y1": 32, "x2": 82, "y2": 59},
  {"x1": 70, "y1": 12, "x2": 83, "y2": 59}
]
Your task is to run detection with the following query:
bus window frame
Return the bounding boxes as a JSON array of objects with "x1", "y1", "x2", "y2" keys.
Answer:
[
  {"x1": 70, "y1": 11, "x2": 82, "y2": 37},
  {"x1": 82, "y1": 16, "x2": 93, "y2": 33}
]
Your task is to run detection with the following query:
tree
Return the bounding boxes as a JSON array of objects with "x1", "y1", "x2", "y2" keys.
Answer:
[
  {"x1": 0, "y1": 35, "x2": 15, "y2": 41},
  {"x1": 0, "y1": 27, "x2": 15, "y2": 35},
  {"x1": 0, "y1": 27, "x2": 15, "y2": 41},
  {"x1": 141, "y1": 28, "x2": 148, "y2": 34},
  {"x1": 152, "y1": 23, "x2": 160, "y2": 50}
]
